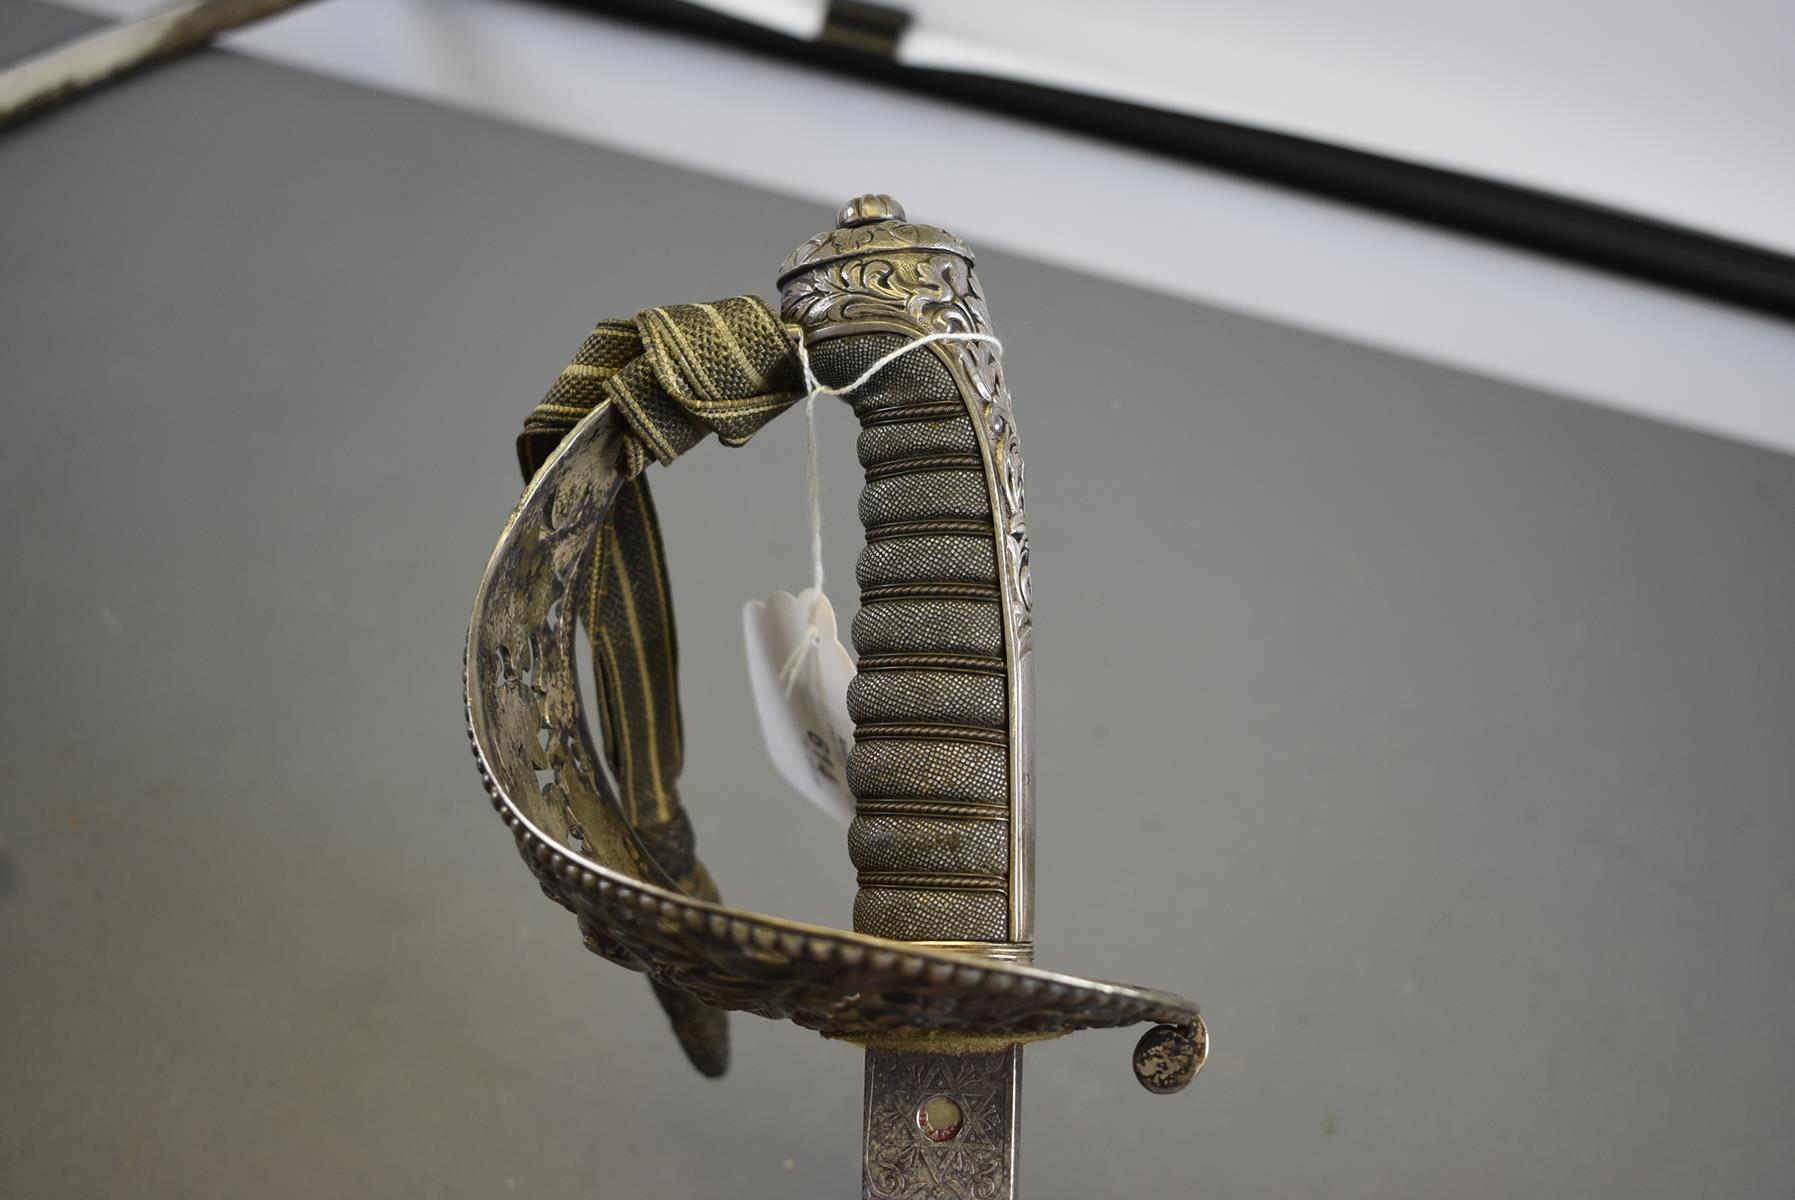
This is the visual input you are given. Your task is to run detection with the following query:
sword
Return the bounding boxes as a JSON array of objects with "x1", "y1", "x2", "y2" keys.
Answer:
[
  {"x1": 0, "y1": 0, "x2": 317, "y2": 129},
  {"x1": 467, "y1": 195, "x2": 1205, "y2": 1198}
]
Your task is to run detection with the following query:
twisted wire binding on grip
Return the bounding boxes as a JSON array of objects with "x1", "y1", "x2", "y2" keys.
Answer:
[{"x1": 784, "y1": 338, "x2": 1019, "y2": 952}]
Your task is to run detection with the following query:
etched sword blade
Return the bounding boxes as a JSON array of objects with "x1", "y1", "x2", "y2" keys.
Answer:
[{"x1": 865, "y1": 1046, "x2": 1021, "y2": 1198}]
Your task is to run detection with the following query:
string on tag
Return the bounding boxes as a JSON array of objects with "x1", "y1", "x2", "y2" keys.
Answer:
[{"x1": 776, "y1": 328, "x2": 1003, "y2": 696}]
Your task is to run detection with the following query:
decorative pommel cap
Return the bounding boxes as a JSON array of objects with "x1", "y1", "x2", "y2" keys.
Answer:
[
  {"x1": 837, "y1": 193, "x2": 905, "y2": 227},
  {"x1": 777, "y1": 194, "x2": 973, "y2": 285}
]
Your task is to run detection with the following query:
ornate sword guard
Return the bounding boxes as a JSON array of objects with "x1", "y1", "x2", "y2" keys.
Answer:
[{"x1": 466, "y1": 197, "x2": 1204, "y2": 1090}]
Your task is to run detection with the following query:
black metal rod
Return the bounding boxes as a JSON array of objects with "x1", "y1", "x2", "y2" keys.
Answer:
[{"x1": 562, "y1": 0, "x2": 1795, "y2": 322}]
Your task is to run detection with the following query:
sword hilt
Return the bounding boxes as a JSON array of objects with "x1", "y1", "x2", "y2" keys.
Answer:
[
  {"x1": 471, "y1": 197, "x2": 1204, "y2": 1144},
  {"x1": 780, "y1": 195, "x2": 1035, "y2": 959}
]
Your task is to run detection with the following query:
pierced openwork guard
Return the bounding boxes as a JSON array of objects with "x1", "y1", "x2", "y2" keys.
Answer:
[{"x1": 467, "y1": 196, "x2": 1205, "y2": 1197}]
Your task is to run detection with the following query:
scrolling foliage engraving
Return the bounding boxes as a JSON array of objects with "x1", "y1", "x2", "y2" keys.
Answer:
[{"x1": 865, "y1": 1050, "x2": 1015, "y2": 1200}]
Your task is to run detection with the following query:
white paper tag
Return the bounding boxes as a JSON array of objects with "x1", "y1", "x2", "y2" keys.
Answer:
[{"x1": 743, "y1": 588, "x2": 857, "y2": 825}]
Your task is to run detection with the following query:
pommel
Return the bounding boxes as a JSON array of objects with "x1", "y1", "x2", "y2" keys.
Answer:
[{"x1": 776, "y1": 196, "x2": 974, "y2": 288}]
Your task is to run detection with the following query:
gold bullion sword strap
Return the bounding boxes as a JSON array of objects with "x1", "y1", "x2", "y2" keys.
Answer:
[{"x1": 513, "y1": 295, "x2": 806, "y2": 1075}]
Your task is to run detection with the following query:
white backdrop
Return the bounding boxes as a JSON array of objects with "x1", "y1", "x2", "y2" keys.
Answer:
[
  {"x1": 712, "y1": 0, "x2": 1795, "y2": 254},
  {"x1": 49, "y1": 0, "x2": 1795, "y2": 453}
]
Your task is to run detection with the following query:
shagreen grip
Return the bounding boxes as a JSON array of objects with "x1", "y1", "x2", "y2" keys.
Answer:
[{"x1": 779, "y1": 196, "x2": 1034, "y2": 958}]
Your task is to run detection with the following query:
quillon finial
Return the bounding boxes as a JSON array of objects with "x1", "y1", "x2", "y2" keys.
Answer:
[{"x1": 1132, "y1": 1016, "x2": 1210, "y2": 1094}]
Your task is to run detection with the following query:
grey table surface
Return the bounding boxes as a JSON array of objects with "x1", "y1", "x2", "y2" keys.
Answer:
[{"x1": 3, "y1": 4, "x2": 1793, "y2": 1196}]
